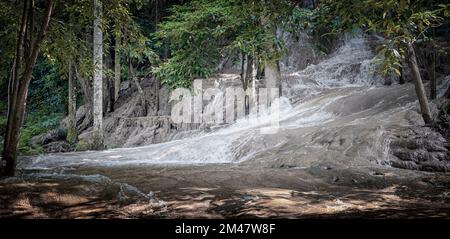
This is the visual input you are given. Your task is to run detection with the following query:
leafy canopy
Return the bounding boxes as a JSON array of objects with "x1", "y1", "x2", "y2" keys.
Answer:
[
  {"x1": 318, "y1": 0, "x2": 450, "y2": 75},
  {"x1": 152, "y1": 0, "x2": 294, "y2": 88}
]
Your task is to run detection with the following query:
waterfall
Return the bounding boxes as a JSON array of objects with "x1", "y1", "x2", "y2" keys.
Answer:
[{"x1": 24, "y1": 35, "x2": 419, "y2": 170}]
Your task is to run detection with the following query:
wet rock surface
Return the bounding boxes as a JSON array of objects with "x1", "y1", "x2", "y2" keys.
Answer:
[
  {"x1": 436, "y1": 97, "x2": 450, "y2": 139},
  {"x1": 30, "y1": 128, "x2": 71, "y2": 153},
  {"x1": 388, "y1": 127, "x2": 450, "y2": 172},
  {"x1": 42, "y1": 141, "x2": 73, "y2": 153}
]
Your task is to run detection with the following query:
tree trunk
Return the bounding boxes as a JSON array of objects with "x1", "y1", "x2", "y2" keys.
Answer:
[
  {"x1": 240, "y1": 55, "x2": 261, "y2": 115},
  {"x1": 154, "y1": 0, "x2": 160, "y2": 30},
  {"x1": 217, "y1": 56, "x2": 229, "y2": 72},
  {"x1": 155, "y1": 78, "x2": 160, "y2": 114},
  {"x1": 428, "y1": 44, "x2": 437, "y2": 100},
  {"x1": 1, "y1": 0, "x2": 54, "y2": 177},
  {"x1": 429, "y1": 57, "x2": 436, "y2": 100},
  {"x1": 240, "y1": 54, "x2": 253, "y2": 115},
  {"x1": 399, "y1": 66, "x2": 405, "y2": 84},
  {"x1": 264, "y1": 60, "x2": 282, "y2": 97},
  {"x1": 3, "y1": 0, "x2": 29, "y2": 176},
  {"x1": 134, "y1": 77, "x2": 147, "y2": 116},
  {"x1": 407, "y1": 44, "x2": 433, "y2": 125},
  {"x1": 74, "y1": 64, "x2": 93, "y2": 132},
  {"x1": 255, "y1": 57, "x2": 263, "y2": 80},
  {"x1": 92, "y1": 0, "x2": 104, "y2": 149},
  {"x1": 104, "y1": 46, "x2": 112, "y2": 113},
  {"x1": 75, "y1": 64, "x2": 92, "y2": 106},
  {"x1": 261, "y1": 15, "x2": 282, "y2": 97},
  {"x1": 430, "y1": 30, "x2": 437, "y2": 100},
  {"x1": 240, "y1": 54, "x2": 247, "y2": 90},
  {"x1": 108, "y1": 77, "x2": 115, "y2": 112},
  {"x1": 130, "y1": 60, "x2": 147, "y2": 116},
  {"x1": 67, "y1": 61, "x2": 77, "y2": 144},
  {"x1": 114, "y1": 33, "x2": 121, "y2": 102},
  {"x1": 105, "y1": 48, "x2": 114, "y2": 113},
  {"x1": 2, "y1": 92, "x2": 25, "y2": 177}
]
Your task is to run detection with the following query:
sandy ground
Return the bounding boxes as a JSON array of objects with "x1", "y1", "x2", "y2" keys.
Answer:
[{"x1": 1, "y1": 162, "x2": 450, "y2": 219}]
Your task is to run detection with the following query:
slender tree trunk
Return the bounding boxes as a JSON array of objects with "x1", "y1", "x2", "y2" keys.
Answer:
[
  {"x1": 134, "y1": 78, "x2": 147, "y2": 116},
  {"x1": 399, "y1": 66, "x2": 405, "y2": 84},
  {"x1": 428, "y1": 41, "x2": 437, "y2": 100},
  {"x1": 246, "y1": 56, "x2": 255, "y2": 116},
  {"x1": 407, "y1": 44, "x2": 433, "y2": 125},
  {"x1": 74, "y1": 64, "x2": 93, "y2": 133},
  {"x1": 1, "y1": 0, "x2": 54, "y2": 177},
  {"x1": 2, "y1": 92, "x2": 25, "y2": 177},
  {"x1": 246, "y1": 56, "x2": 254, "y2": 85},
  {"x1": 240, "y1": 54, "x2": 253, "y2": 115},
  {"x1": 104, "y1": 49, "x2": 111, "y2": 113},
  {"x1": 428, "y1": 56, "x2": 436, "y2": 100},
  {"x1": 67, "y1": 61, "x2": 77, "y2": 144},
  {"x1": 154, "y1": 0, "x2": 160, "y2": 30},
  {"x1": 3, "y1": 0, "x2": 29, "y2": 175},
  {"x1": 149, "y1": 7, "x2": 161, "y2": 114},
  {"x1": 105, "y1": 47, "x2": 114, "y2": 113},
  {"x1": 240, "y1": 55, "x2": 254, "y2": 91},
  {"x1": 27, "y1": 0, "x2": 35, "y2": 57},
  {"x1": 264, "y1": 60, "x2": 282, "y2": 97},
  {"x1": 217, "y1": 56, "x2": 229, "y2": 72},
  {"x1": 130, "y1": 60, "x2": 147, "y2": 116},
  {"x1": 261, "y1": 15, "x2": 282, "y2": 97},
  {"x1": 155, "y1": 78, "x2": 160, "y2": 114},
  {"x1": 255, "y1": 57, "x2": 263, "y2": 80},
  {"x1": 114, "y1": 33, "x2": 121, "y2": 102},
  {"x1": 93, "y1": 0, "x2": 103, "y2": 149},
  {"x1": 240, "y1": 54, "x2": 247, "y2": 90},
  {"x1": 108, "y1": 77, "x2": 115, "y2": 112}
]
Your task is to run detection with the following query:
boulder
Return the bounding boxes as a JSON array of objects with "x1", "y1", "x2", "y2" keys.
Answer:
[
  {"x1": 388, "y1": 126, "x2": 450, "y2": 172},
  {"x1": 43, "y1": 141, "x2": 72, "y2": 153},
  {"x1": 29, "y1": 128, "x2": 67, "y2": 148}
]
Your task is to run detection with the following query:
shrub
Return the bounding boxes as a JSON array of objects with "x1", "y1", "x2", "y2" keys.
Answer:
[
  {"x1": 19, "y1": 111, "x2": 64, "y2": 155},
  {"x1": 75, "y1": 140, "x2": 91, "y2": 152}
]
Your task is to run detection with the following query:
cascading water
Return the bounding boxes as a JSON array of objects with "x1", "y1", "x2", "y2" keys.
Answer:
[{"x1": 24, "y1": 35, "x2": 420, "y2": 171}]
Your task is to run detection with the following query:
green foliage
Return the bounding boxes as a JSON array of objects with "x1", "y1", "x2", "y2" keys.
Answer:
[
  {"x1": 75, "y1": 139, "x2": 92, "y2": 152},
  {"x1": 17, "y1": 58, "x2": 68, "y2": 155},
  {"x1": 0, "y1": 0, "x2": 159, "y2": 156},
  {"x1": 43, "y1": 0, "x2": 153, "y2": 85},
  {"x1": 29, "y1": 58, "x2": 68, "y2": 114},
  {"x1": 284, "y1": 6, "x2": 338, "y2": 36},
  {"x1": 0, "y1": 100, "x2": 6, "y2": 112},
  {"x1": 152, "y1": 0, "x2": 240, "y2": 88},
  {"x1": 152, "y1": 0, "x2": 294, "y2": 88},
  {"x1": 282, "y1": 5, "x2": 342, "y2": 56},
  {"x1": 0, "y1": 102, "x2": 7, "y2": 149},
  {"x1": 320, "y1": 0, "x2": 450, "y2": 76},
  {"x1": 0, "y1": 115, "x2": 6, "y2": 137},
  {"x1": 121, "y1": 20, "x2": 160, "y2": 79},
  {"x1": 154, "y1": 52, "x2": 217, "y2": 88},
  {"x1": 19, "y1": 112, "x2": 64, "y2": 155},
  {"x1": 0, "y1": 0, "x2": 19, "y2": 95}
]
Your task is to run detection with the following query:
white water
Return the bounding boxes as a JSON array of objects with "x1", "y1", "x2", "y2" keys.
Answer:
[{"x1": 25, "y1": 36, "x2": 420, "y2": 170}]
